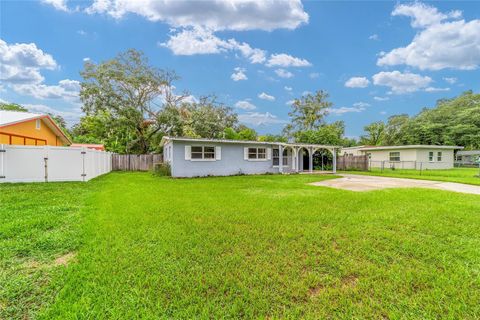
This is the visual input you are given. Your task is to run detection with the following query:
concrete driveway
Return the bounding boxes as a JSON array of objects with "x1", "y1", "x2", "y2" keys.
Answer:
[{"x1": 310, "y1": 174, "x2": 480, "y2": 195}]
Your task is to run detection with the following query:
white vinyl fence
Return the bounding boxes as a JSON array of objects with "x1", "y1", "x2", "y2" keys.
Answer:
[{"x1": 0, "y1": 144, "x2": 112, "y2": 183}]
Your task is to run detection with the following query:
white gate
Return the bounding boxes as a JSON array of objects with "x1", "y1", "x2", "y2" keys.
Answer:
[{"x1": 0, "y1": 144, "x2": 112, "y2": 183}]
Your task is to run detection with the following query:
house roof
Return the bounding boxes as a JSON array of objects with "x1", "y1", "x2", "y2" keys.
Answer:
[
  {"x1": 160, "y1": 136, "x2": 340, "y2": 149},
  {"x1": 457, "y1": 150, "x2": 480, "y2": 156},
  {"x1": 0, "y1": 110, "x2": 71, "y2": 144},
  {"x1": 359, "y1": 145, "x2": 463, "y2": 151}
]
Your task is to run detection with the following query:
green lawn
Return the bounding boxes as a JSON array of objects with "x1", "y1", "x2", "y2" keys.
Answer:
[
  {"x1": 1, "y1": 173, "x2": 480, "y2": 319},
  {"x1": 341, "y1": 167, "x2": 480, "y2": 186}
]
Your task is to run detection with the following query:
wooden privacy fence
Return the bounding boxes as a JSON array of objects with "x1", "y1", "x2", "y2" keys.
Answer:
[
  {"x1": 112, "y1": 154, "x2": 162, "y2": 171},
  {"x1": 337, "y1": 155, "x2": 368, "y2": 171}
]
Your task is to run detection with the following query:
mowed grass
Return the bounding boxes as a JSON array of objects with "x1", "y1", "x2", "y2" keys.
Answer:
[
  {"x1": 1, "y1": 173, "x2": 480, "y2": 319},
  {"x1": 0, "y1": 181, "x2": 94, "y2": 319},
  {"x1": 342, "y1": 167, "x2": 480, "y2": 186}
]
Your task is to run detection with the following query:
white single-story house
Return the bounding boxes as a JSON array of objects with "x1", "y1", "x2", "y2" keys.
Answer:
[
  {"x1": 340, "y1": 145, "x2": 464, "y2": 170},
  {"x1": 455, "y1": 150, "x2": 480, "y2": 165},
  {"x1": 160, "y1": 137, "x2": 340, "y2": 178}
]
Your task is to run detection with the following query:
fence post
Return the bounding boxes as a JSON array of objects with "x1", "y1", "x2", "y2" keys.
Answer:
[
  {"x1": 81, "y1": 147, "x2": 86, "y2": 182},
  {"x1": 44, "y1": 146, "x2": 48, "y2": 182},
  {"x1": 0, "y1": 144, "x2": 5, "y2": 180}
]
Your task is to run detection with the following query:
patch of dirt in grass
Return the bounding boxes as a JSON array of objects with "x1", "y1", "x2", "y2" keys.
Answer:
[
  {"x1": 308, "y1": 284, "x2": 325, "y2": 298},
  {"x1": 53, "y1": 252, "x2": 76, "y2": 267},
  {"x1": 21, "y1": 252, "x2": 77, "y2": 271},
  {"x1": 341, "y1": 274, "x2": 358, "y2": 289}
]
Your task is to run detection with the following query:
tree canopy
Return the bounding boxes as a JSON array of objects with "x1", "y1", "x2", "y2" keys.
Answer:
[
  {"x1": 75, "y1": 49, "x2": 242, "y2": 153},
  {"x1": 360, "y1": 91, "x2": 480, "y2": 149},
  {"x1": 0, "y1": 102, "x2": 28, "y2": 112}
]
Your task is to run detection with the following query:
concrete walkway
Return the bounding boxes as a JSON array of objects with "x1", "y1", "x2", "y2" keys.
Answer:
[{"x1": 310, "y1": 174, "x2": 480, "y2": 195}]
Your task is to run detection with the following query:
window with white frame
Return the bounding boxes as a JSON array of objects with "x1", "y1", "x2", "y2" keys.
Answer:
[
  {"x1": 429, "y1": 151, "x2": 434, "y2": 162},
  {"x1": 191, "y1": 146, "x2": 215, "y2": 160},
  {"x1": 36, "y1": 119, "x2": 41, "y2": 130},
  {"x1": 437, "y1": 151, "x2": 442, "y2": 161},
  {"x1": 248, "y1": 147, "x2": 266, "y2": 160},
  {"x1": 389, "y1": 152, "x2": 400, "y2": 162}
]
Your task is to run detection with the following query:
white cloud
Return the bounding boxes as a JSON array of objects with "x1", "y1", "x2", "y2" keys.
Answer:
[
  {"x1": 378, "y1": 3, "x2": 480, "y2": 70},
  {"x1": 380, "y1": 111, "x2": 387, "y2": 115},
  {"x1": 369, "y1": 34, "x2": 379, "y2": 40},
  {"x1": 275, "y1": 68, "x2": 294, "y2": 79},
  {"x1": 353, "y1": 102, "x2": 371, "y2": 108},
  {"x1": 235, "y1": 100, "x2": 256, "y2": 110},
  {"x1": 345, "y1": 76, "x2": 370, "y2": 88},
  {"x1": 238, "y1": 112, "x2": 286, "y2": 126},
  {"x1": 12, "y1": 79, "x2": 80, "y2": 100},
  {"x1": 424, "y1": 87, "x2": 450, "y2": 92},
  {"x1": 231, "y1": 67, "x2": 247, "y2": 81},
  {"x1": 443, "y1": 77, "x2": 457, "y2": 84},
  {"x1": 85, "y1": 0, "x2": 309, "y2": 31},
  {"x1": 160, "y1": 27, "x2": 232, "y2": 55},
  {"x1": 0, "y1": 39, "x2": 57, "y2": 84},
  {"x1": 24, "y1": 103, "x2": 81, "y2": 125},
  {"x1": 42, "y1": 0, "x2": 68, "y2": 12},
  {"x1": 372, "y1": 71, "x2": 432, "y2": 94},
  {"x1": 266, "y1": 53, "x2": 311, "y2": 67},
  {"x1": 182, "y1": 95, "x2": 198, "y2": 104},
  {"x1": 392, "y1": 2, "x2": 461, "y2": 28},
  {"x1": 284, "y1": 86, "x2": 292, "y2": 91},
  {"x1": 77, "y1": 30, "x2": 87, "y2": 36},
  {"x1": 285, "y1": 100, "x2": 295, "y2": 105},
  {"x1": 328, "y1": 106, "x2": 366, "y2": 115},
  {"x1": 234, "y1": 41, "x2": 266, "y2": 64},
  {"x1": 258, "y1": 92, "x2": 275, "y2": 101},
  {"x1": 160, "y1": 27, "x2": 306, "y2": 68},
  {"x1": 374, "y1": 96, "x2": 390, "y2": 101},
  {"x1": 309, "y1": 72, "x2": 320, "y2": 78},
  {"x1": 83, "y1": 57, "x2": 91, "y2": 62}
]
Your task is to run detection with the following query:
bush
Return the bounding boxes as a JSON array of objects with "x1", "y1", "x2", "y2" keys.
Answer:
[{"x1": 153, "y1": 162, "x2": 171, "y2": 176}]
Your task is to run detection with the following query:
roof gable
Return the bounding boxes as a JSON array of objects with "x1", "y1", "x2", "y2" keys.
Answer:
[{"x1": 0, "y1": 110, "x2": 71, "y2": 144}]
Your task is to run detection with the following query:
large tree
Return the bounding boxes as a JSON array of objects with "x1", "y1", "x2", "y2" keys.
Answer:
[
  {"x1": 360, "y1": 121, "x2": 385, "y2": 146},
  {"x1": 77, "y1": 49, "x2": 242, "y2": 153},
  {"x1": 284, "y1": 90, "x2": 332, "y2": 135},
  {"x1": 79, "y1": 49, "x2": 186, "y2": 153}
]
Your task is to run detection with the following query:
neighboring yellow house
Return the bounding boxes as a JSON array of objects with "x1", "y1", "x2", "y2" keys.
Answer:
[{"x1": 0, "y1": 110, "x2": 71, "y2": 146}]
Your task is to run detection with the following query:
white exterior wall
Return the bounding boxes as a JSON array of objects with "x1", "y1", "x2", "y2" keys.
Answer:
[
  {"x1": 416, "y1": 149, "x2": 454, "y2": 169},
  {"x1": 366, "y1": 148, "x2": 455, "y2": 169},
  {"x1": 0, "y1": 144, "x2": 112, "y2": 183}
]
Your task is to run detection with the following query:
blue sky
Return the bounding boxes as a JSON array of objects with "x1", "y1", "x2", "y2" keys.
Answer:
[{"x1": 1, "y1": 0, "x2": 479, "y2": 138}]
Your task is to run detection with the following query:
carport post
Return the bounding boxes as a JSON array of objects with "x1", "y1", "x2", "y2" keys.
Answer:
[
  {"x1": 309, "y1": 147, "x2": 313, "y2": 173},
  {"x1": 332, "y1": 148, "x2": 337, "y2": 174},
  {"x1": 279, "y1": 144, "x2": 283, "y2": 174}
]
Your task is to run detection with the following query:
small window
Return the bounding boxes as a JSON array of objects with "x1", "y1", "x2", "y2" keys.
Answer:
[
  {"x1": 248, "y1": 147, "x2": 267, "y2": 160},
  {"x1": 191, "y1": 146, "x2": 215, "y2": 160},
  {"x1": 36, "y1": 119, "x2": 41, "y2": 130},
  {"x1": 437, "y1": 152, "x2": 442, "y2": 162},
  {"x1": 389, "y1": 152, "x2": 400, "y2": 162},
  {"x1": 273, "y1": 148, "x2": 279, "y2": 166},
  {"x1": 429, "y1": 151, "x2": 434, "y2": 162}
]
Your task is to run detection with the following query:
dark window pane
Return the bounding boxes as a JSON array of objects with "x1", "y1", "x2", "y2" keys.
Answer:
[
  {"x1": 204, "y1": 146, "x2": 215, "y2": 153},
  {"x1": 192, "y1": 146, "x2": 202, "y2": 153},
  {"x1": 191, "y1": 152, "x2": 202, "y2": 159}
]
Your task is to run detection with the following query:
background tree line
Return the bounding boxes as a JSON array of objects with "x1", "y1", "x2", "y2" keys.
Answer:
[
  {"x1": 360, "y1": 91, "x2": 480, "y2": 150},
  {"x1": 2, "y1": 49, "x2": 478, "y2": 153}
]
